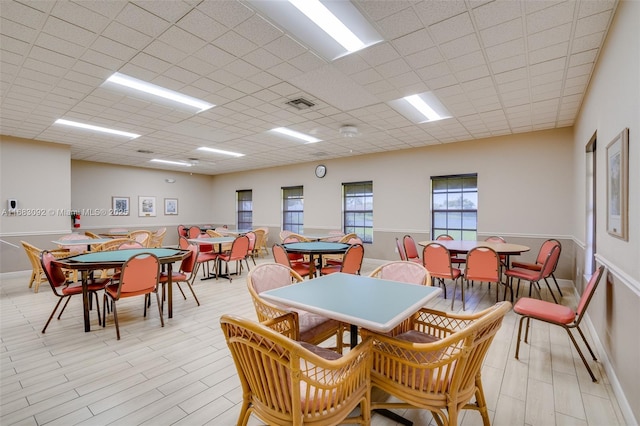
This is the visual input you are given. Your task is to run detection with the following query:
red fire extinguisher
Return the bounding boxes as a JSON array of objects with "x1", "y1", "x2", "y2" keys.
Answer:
[{"x1": 73, "y1": 213, "x2": 81, "y2": 228}]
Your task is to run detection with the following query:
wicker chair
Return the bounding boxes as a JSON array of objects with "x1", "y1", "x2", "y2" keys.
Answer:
[
  {"x1": 149, "y1": 227, "x2": 167, "y2": 248},
  {"x1": 21, "y1": 241, "x2": 70, "y2": 293},
  {"x1": 254, "y1": 227, "x2": 270, "y2": 256},
  {"x1": 127, "y1": 230, "x2": 152, "y2": 247},
  {"x1": 247, "y1": 263, "x2": 345, "y2": 352},
  {"x1": 220, "y1": 313, "x2": 372, "y2": 426},
  {"x1": 361, "y1": 301, "x2": 512, "y2": 426},
  {"x1": 369, "y1": 260, "x2": 431, "y2": 286}
]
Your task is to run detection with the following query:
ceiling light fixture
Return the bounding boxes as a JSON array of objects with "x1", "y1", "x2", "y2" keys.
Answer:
[
  {"x1": 150, "y1": 159, "x2": 192, "y2": 167},
  {"x1": 54, "y1": 119, "x2": 140, "y2": 138},
  {"x1": 288, "y1": 0, "x2": 364, "y2": 52},
  {"x1": 270, "y1": 127, "x2": 321, "y2": 144},
  {"x1": 339, "y1": 125, "x2": 358, "y2": 137},
  {"x1": 388, "y1": 92, "x2": 451, "y2": 124},
  {"x1": 246, "y1": 0, "x2": 382, "y2": 61},
  {"x1": 105, "y1": 73, "x2": 214, "y2": 112},
  {"x1": 197, "y1": 147, "x2": 245, "y2": 157}
]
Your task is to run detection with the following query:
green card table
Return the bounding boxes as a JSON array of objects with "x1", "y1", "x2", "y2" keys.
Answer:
[{"x1": 54, "y1": 248, "x2": 189, "y2": 331}]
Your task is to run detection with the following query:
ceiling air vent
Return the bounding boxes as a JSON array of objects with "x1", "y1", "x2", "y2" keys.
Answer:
[
  {"x1": 137, "y1": 149, "x2": 153, "y2": 154},
  {"x1": 286, "y1": 98, "x2": 315, "y2": 110}
]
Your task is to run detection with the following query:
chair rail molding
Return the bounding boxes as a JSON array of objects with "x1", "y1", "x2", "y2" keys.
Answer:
[{"x1": 595, "y1": 254, "x2": 640, "y2": 295}]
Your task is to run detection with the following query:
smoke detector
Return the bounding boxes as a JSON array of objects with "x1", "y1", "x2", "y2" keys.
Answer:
[{"x1": 339, "y1": 125, "x2": 358, "y2": 137}]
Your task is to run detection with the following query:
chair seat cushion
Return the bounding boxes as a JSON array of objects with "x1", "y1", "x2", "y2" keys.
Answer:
[
  {"x1": 396, "y1": 330, "x2": 440, "y2": 344},
  {"x1": 197, "y1": 253, "x2": 218, "y2": 262},
  {"x1": 514, "y1": 297, "x2": 575, "y2": 324},
  {"x1": 299, "y1": 342, "x2": 342, "y2": 360},
  {"x1": 159, "y1": 272, "x2": 187, "y2": 282},
  {"x1": 297, "y1": 311, "x2": 340, "y2": 343},
  {"x1": 505, "y1": 267, "x2": 539, "y2": 280},
  {"x1": 511, "y1": 261, "x2": 541, "y2": 271},
  {"x1": 61, "y1": 281, "x2": 105, "y2": 295}
]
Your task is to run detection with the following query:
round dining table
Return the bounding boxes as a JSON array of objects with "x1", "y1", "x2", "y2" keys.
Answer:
[{"x1": 417, "y1": 240, "x2": 530, "y2": 257}]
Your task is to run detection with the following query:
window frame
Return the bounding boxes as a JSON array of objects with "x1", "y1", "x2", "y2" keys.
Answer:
[
  {"x1": 236, "y1": 189, "x2": 253, "y2": 230},
  {"x1": 282, "y1": 186, "x2": 304, "y2": 233},
  {"x1": 342, "y1": 180, "x2": 373, "y2": 243},
  {"x1": 431, "y1": 174, "x2": 478, "y2": 240}
]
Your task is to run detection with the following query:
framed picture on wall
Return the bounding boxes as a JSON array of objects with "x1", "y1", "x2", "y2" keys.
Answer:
[
  {"x1": 164, "y1": 198, "x2": 178, "y2": 215},
  {"x1": 606, "y1": 128, "x2": 629, "y2": 240},
  {"x1": 138, "y1": 196, "x2": 156, "y2": 217},
  {"x1": 111, "y1": 196, "x2": 129, "y2": 216}
]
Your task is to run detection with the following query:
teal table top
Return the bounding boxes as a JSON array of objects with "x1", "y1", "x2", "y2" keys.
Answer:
[
  {"x1": 283, "y1": 241, "x2": 350, "y2": 253},
  {"x1": 261, "y1": 273, "x2": 441, "y2": 333},
  {"x1": 52, "y1": 238, "x2": 111, "y2": 245},
  {"x1": 65, "y1": 248, "x2": 185, "y2": 263}
]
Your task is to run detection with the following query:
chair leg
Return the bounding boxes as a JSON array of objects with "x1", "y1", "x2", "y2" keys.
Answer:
[
  {"x1": 155, "y1": 291, "x2": 164, "y2": 327},
  {"x1": 112, "y1": 301, "x2": 120, "y2": 340},
  {"x1": 92, "y1": 291, "x2": 102, "y2": 327},
  {"x1": 185, "y1": 282, "x2": 200, "y2": 306},
  {"x1": 42, "y1": 297, "x2": 66, "y2": 333},
  {"x1": 551, "y1": 273, "x2": 564, "y2": 297},
  {"x1": 543, "y1": 277, "x2": 559, "y2": 303},
  {"x1": 514, "y1": 315, "x2": 527, "y2": 359},
  {"x1": 567, "y1": 327, "x2": 597, "y2": 382},
  {"x1": 176, "y1": 282, "x2": 187, "y2": 300}
]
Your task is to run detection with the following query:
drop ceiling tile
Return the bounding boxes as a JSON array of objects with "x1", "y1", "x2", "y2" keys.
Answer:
[
  {"x1": 429, "y1": 12, "x2": 474, "y2": 44},
  {"x1": 193, "y1": 44, "x2": 236, "y2": 68},
  {"x1": 129, "y1": 52, "x2": 171, "y2": 74},
  {"x1": 449, "y1": 51, "x2": 486, "y2": 72},
  {"x1": 472, "y1": 0, "x2": 522, "y2": 30},
  {"x1": 526, "y1": 2, "x2": 575, "y2": 34},
  {"x1": 50, "y1": 1, "x2": 110, "y2": 33},
  {"x1": 391, "y1": 29, "x2": 435, "y2": 56},
  {"x1": 101, "y1": 21, "x2": 151, "y2": 50},
  {"x1": 527, "y1": 23, "x2": 571, "y2": 51},
  {"x1": 359, "y1": 42, "x2": 401, "y2": 67},
  {"x1": 529, "y1": 42, "x2": 569, "y2": 64},
  {"x1": 197, "y1": 0, "x2": 253, "y2": 29},
  {"x1": 92, "y1": 36, "x2": 137, "y2": 61},
  {"x1": 575, "y1": 11, "x2": 614, "y2": 38},
  {"x1": 115, "y1": 3, "x2": 171, "y2": 38},
  {"x1": 414, "y1": 1, "x2": 468, "y2": 26},
  {"x1": 480, "y1": 18, "x2": 523, "y2": 47},
  {"x1": 288, "y1": 51, "x2": 326, "y2": 73},
  {"x1": 1, "y1": 17, "x2": 38, "y2": 43},
  {"x1": 35, "y1": 32, "x2": 84, "y2": 58},
  {"x1": 176, "y1": 9, "x2": 227, "y2": 42},
  {"x1": 568, "y1": 49, "x2": 598, "y2": 67},
  {"x1": 133, "y1": 0, "x2": 193, "y2": 23},
  {"x1": 485, "y1": 38, "x2": 526, "y2": 62},
  {"x1": 1, "y1": 1, "x2": 48, "y2": 29},
  {"x1": 376, "y1": 6, "x2": 424, "y2": 40},
  {"x1": 404, "y1": 47, "x2": 446, "y2": 70},
  {"x1": 264, "y1": 35, "x2": 307, "y2": 61},
  {"x1": 0, "y1": 33, "x2": 31, "y2": 55},
  {"x1": 578, "y1": 0, "x2": 616, "y2": 18},
  {"x1": 29, "y1": 45, "x2": 76, "y2": 68},
  {"x1": 440, "y1": 34, "x2": 481, "y2": 60},
  {"x1": 571, "y1": 32, "x2": 605, "y2": 54},
  {"x1": 234, "y1": 14, "x2": 282, "y2": 46},
  {"x1": 455, "y1": 64, "x2": 490, "y2": 83},
  {"x1": 490, "y1": 54, "x2": 526, "y2": 74}
]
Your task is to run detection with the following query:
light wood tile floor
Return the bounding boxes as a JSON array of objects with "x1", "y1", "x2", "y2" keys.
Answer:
[{"x1": 1, "y1": 256, "x2": 626, "y2": 425}]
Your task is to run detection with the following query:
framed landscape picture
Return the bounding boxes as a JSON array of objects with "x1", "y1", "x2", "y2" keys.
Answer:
[
  {"x1": 111, "y1": 196, "x2": 129, "y2": 216},
  {"x1": 138, "y1": 196, "x2": 156, "y2": 217},
  {"x1": 164, "y1": 198, "x2": 178, "y2": 215},
  {"x1": 606, "y1": 128, "x2": 629, "y2": 240}
]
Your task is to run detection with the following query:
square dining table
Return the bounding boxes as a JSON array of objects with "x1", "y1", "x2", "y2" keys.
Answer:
[{"x1": 260, "y1": 272, "x2": 442, "y2": 348}]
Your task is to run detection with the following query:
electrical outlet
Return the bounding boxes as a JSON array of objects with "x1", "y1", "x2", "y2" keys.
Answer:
[{"x1": 394, "y1": 247, "x2": 398, "y2": 253}]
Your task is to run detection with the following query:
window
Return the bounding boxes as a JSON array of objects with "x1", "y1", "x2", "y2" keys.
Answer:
[
  {"x1": 237, "y1": 190, "x2": 252, "y2": 230},
  {"x1": 343, "y1": 181, "x2": 373, "y2": 243},
  {"x1": 431, "y1": 174, "x2": 477, "y2": 240},
  {"x1": 282, "y1": 186, "x2": 303, "y2": 233}
]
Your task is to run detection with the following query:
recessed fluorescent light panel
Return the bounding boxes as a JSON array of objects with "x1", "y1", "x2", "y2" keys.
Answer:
[
  {"x1": 270, "y1": 127, "x2": 321, "y2": 144},
  {"x1": 104, "y1": 73, "x2": 214, "y2": 112},
  {"x1": 197, "y1": 147, "x2": 245, "y2": 157},
  {"x1": 54, "y1": 119, "x2": 140, "y2": 139},
  {"x1": 150, "y1": 159, "x2": 192, "y2": 167},
  {"x1": 246, "y1": 0, "x2": 382, "y2": 60},
  {"x1": 388, "y1": 92, "x2": 451, "y2": 124}
]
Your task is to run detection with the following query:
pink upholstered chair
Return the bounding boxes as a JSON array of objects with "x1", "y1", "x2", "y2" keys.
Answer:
[
  {"x1": 512, "y1": 239, "x2": 563, "y2": 299},
  {"x1": 514, "y1": 265, "x2": 605, "y2": 382},
  {"x1": 40, "y1": 250, "x2": 107, "y2": 333},
  {"x1": 319, "y1": 243, "x2": 364, "y2": 276},
  {"x1": 272, "y1": 243, "x2": 312, "y2": 279},
  {"x1": 159, "y1": 243, "x2": 200, "y2": 308},
  {"x1": 462, "y1": 247, "x2": 501, "y2": 310},
  {"x1": 436, "y1": 233, "x2": 466, "y2": 266},
  {"x1": 402, "y1": 235, "x2": 421, "y2": 263},
  {"x1": 505, "y1": 244, "x2": 561, "y2": 303},
  {"x1": 244, "y1": 231, "x2": 257, "y2": 266},
  {"x1": 102, "y1": 252, "x2": 163, "y2": 340},
  {"x1": 369, "y1": 260, "x2": 431, "y2": 286},
  {"x1": 395, "y1": 237, "x2": 407, "y2": 261},
  {"x1": 422, "y1": 242, "x2": 462, "y2": 300},
  {"x1": 217, "y1": 235, "x2": 251, "y2": 281}
]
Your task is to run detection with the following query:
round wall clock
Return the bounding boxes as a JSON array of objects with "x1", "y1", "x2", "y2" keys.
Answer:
[{"x1": 315, "y1": 164, "x2": 327, "y2": 178}]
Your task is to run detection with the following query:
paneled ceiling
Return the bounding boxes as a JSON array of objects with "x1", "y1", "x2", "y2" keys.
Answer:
[{"x1": 0, "y1": 0, "x2": 618, "y2": 175}]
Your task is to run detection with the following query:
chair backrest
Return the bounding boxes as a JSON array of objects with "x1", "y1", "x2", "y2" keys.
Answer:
[
  {"x1": 402, "y1": 235, "x2": 420, "y2": 261},
  {"x1": 540, "y1": 245, "x2": 561, "y2": 279},
  {"x1": 422, "y1": 242, "x2": 456, "y2": 278},
  {"x1": 40, "y1": 250, "x2": 68, "y2": 289},
  {"x1": 537, "y1": 239, "x2": 562, "y2": 270},
  {"x1": 338, "y1": 233, "x2": 357, "y2": 243},
  {"x1": 484, "y1": 235, "x2": 505, "y2": 243},
  {"x1": 205, "y1": 229, "x2": 224, "y2": 238},
  {"x1": 177, "y1": 225, "x2": 188, "y2": 238},
  {"x1": 128, "y1": 230, "x2": 152, "y2": 247},
  {"x1": 247, "y1": 263, "x2": 304, "y2": 323},
  {"x1": 369, "y1": 261, "x2": 431, "y2": 286},
  {"x1": 245, "y1": 231, "x2": 256, "y2": 251},
  {"x1": 279, "y1": 230, "x2": 293, "y2": 242},
  {"x1": 22, "y1": 240, "x2": 43, "y2": 270},
  {"x1": 180, "y1": 244, "x2": 199, "y2": 274},
  {"x1": 57, "y1": 233, "x2": 87, "y2": 254},
  {"x1": 576, "y1": 266, "x2": 605, "y2": 323},
  {"x1": 340, "y1": 243, "x2": 364, "y2": 274},
  {"x1": 94, "y1": 238, "x2": 135, "y2": 251},
  {"x1": 150, "y1": 227, "x2": 167, "y2": 248},
  {"x1": 282, "y1": 236, "x2": 304, "y2": 261},
  {"x1": 118, "y1": 241, "x2": 144, "y2": 249},
  {"x1": 188, "y1": 226, "x2": 202, "y2": 239},
  {"x1": 272, "y1": 243, "x2": 291, "y2": 267},
  {"x1": 178, "y1": 235, "x2": 190, "y2": 249},
  {"x1": 117, "y1": 253, "x2": 160, "y2": 298},
  {"x1": 228, "y1": 235, "x2": 250, "y2": 260},
  {"x1": 436, "y1": 234, "x2": 454, "y2": 240},
  {"x1": 395, "y1": 237, "x2": 407, "y2": 261},
  {"x1": 253, "y1": 228, "x2": 267, "y2": 248},
  {"x1": 84, "y1": 231, "x2": 101, "y2": 239},
  {"x1": 220, "y1": 314, "x2": 371, "y2": 425},
  {"x1": 347, "y1": 236, "x2": 363, "y2": 245},
  {"x1": 465, "y1": 247, "x2": 500, "y2": 282}
]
